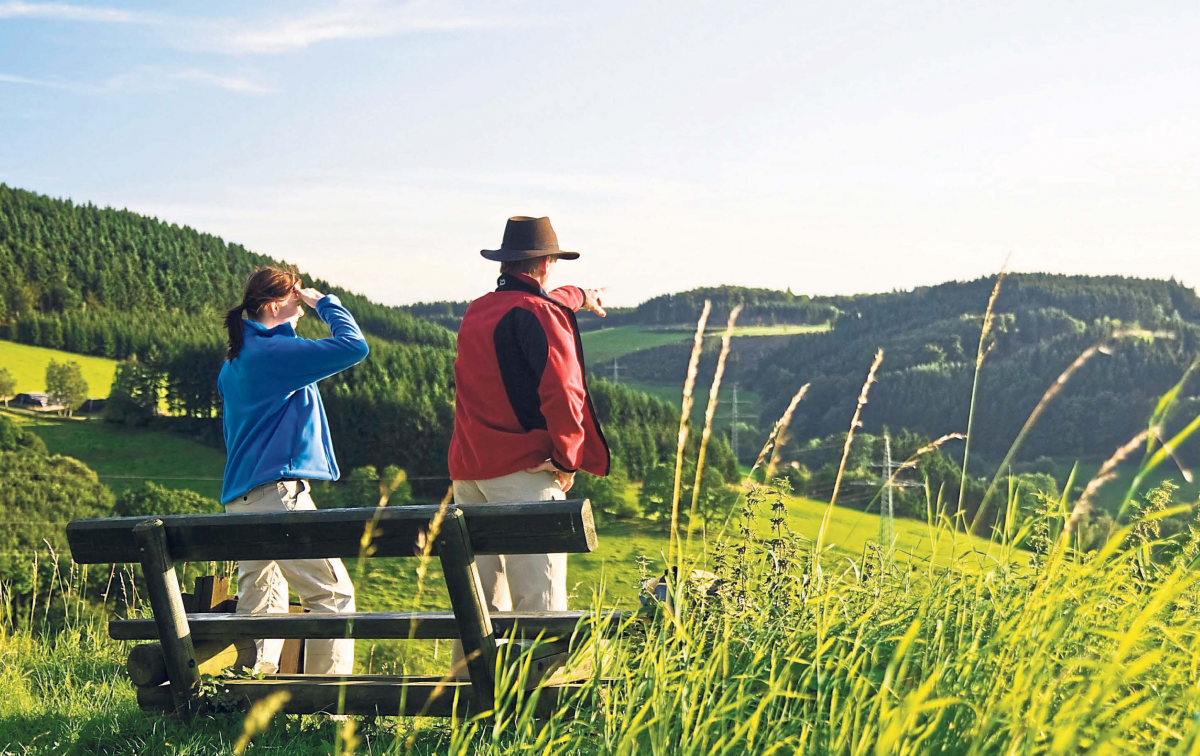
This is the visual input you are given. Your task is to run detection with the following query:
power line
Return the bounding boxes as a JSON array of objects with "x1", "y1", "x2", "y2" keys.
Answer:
[
  {"x1": 609, "y1": 356, "x2": 625, "y2": 384},
  {"x1": 715, "y1": 383, "x2": 752, "y2": 459}
]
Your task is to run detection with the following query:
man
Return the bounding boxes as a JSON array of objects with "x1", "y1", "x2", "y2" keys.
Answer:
[{"x1": 448, "y1": 215, "x2": 609, "y2": 635}]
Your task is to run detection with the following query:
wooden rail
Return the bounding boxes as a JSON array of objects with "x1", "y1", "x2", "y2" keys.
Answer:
[{"x1": 66, "y1": 500, "x2": 597, "y2": 563}]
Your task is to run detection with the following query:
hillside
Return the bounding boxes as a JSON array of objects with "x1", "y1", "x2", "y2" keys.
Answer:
[
  {"x1": 0, "y1": 340, "x2": 117, "y2": 398},
  {"x1": 0, "y1": 184, "x2": 453, "y2": 352},
  {"x1": 605, "y1": 276, "x2": 1200, "y2": 459},
  {"x1": 0, "y1": 185, "x2": 711, "y2": 493}
]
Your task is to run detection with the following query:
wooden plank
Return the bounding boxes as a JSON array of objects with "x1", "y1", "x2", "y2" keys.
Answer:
[
  {"x1": 67, "y1": 500, "x2": 597, "y2": 564},
  {"x1": 133, "y1": 519, "x2": 201, "y2": 717},
  {"x1": 192, "y1": 576, "x2": 232, "y2": 612},
  {"x1": 109, "y1": 610, "x2": 633, "y2": 641},
  {"x1": 127, "y1": 639, "x2": 256, "y2": 688},
  {"x1": 135, "y1": 677, "x2": 593, "y2": 719},
  {"x1": 437, "y1": 509, "x2": 497, "y2": 712},
  {"x1": 277, "y1": 604, "x2": 306, "y2": 675}
]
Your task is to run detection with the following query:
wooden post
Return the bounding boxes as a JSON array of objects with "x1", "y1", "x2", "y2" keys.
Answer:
[
  {"x1": 128, "y1": 639, "x2": 256, "y2": 688},
  {"x1": 437, "y1": 509, "x2": 497, "y2": 712},
  {"x1": 133, "y1": 519, "x2": 201, "y2": 716},
  {"x1": 191, "y1": 575, "x2": 232, "y2": 611}
]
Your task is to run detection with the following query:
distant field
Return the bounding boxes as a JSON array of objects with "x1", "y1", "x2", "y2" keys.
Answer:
[
  {"x1": 624, "y1": 379, "x2": 762, "y2": 436},
  {"x1": 1053, "y1": 459, "x2": 1200, "y2": 514},
  {"x1": 581, "y1": 326, "x2": 696, "y2": 364},
  {"x1": 581, "y1": 323, "x2": 830, "y2": 365},
  {"x1": 6, "y1": 412, "x2": 226, "y2": 500},
  {"x1": 728, "y1": 323, "x2": 830, "y2": 337},
  {"x1": 0, "y1": 339, "x2": 117, "y2": 398}
]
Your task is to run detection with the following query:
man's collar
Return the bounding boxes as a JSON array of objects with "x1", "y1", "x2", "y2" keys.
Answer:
[
  {"x1": 244, "y1": 318, "x2": 296, "y2": 338},
  {"x1": 496, "y1": 272, "x2": 549, "y2": 298}
]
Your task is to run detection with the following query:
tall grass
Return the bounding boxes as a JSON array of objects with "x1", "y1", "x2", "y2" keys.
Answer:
[{"x1": 9, "y1": 474, "x2": 1200, "y2": 755}]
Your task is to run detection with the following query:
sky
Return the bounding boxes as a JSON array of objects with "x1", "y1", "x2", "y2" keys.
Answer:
[{"x1": 1, "y1": 0, "x2": 1198, "y2": 307}]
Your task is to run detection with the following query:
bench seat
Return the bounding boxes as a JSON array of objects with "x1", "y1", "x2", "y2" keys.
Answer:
[{"x1": 66, "y1": 500, "x2": 597, "y2": 564}]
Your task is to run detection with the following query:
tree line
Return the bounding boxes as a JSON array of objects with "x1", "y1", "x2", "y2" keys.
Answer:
[{"x1": 607, "y1": 274, "x2": 1200, "y2": 472}]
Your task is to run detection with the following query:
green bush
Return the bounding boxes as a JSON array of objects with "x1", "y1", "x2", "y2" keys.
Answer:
[
  {"x1": 113, "y1": 481, "x2": 221, "y2": 517},
  {"x1": 573, "y1": 464, "x2": 637, "y2": 519},
  {"x1": 0, "y1": 414, "x2": 47, "y2": 455},
  {"x1": 0, "y1": 450, "x2": 113, "y2": 597}
]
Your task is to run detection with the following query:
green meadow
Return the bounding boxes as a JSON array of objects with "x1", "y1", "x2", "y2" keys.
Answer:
[
  {"x1": 6, "y1": 412, "x2": 227, "y2": 500},
  {"x1": 0, "y1": 339, "x2": 118, "y2": 398},
  {"x1": 580, "y1": 323, "x2": 829, "y2": 365}
]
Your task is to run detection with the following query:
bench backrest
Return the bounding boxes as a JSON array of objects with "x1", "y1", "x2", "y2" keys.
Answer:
[{"x1": 66, "y1": 499, "x2": 597, "y2": 564}]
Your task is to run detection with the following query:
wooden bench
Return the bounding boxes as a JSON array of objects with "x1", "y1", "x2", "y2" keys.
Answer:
[{"x1": 66, "y1": 499, "x2": 630, "y2": 718}]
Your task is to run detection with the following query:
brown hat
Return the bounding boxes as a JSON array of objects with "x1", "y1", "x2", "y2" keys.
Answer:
[{"x1": 481, "y1": 216, "x2": 580, "y2": 262}]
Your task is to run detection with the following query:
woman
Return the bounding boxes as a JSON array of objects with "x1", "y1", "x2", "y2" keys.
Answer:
[{"x1": 219, "y1": 267, "x2": 370, "y2": 675}]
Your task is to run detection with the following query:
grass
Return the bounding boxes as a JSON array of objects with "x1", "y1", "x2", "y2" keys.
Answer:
[
  {"x1": 2, "y1": 479, "x2": 1194, "y2": 755},
  {"x1": 580, "y1": 327, "x2": 698, "y2": 365},
  {"x1": 0, "y1": 339, "x2": 118, "y2": 399},
  {"x1": 581, "y1": 323, "x2": 829, "y2": 365},
  {"x1": 5, "y1": 411, "x2": 226, "y2": 500},
  {"x1": 725, "y1": 323, "x2": 829, "y2": 337}
]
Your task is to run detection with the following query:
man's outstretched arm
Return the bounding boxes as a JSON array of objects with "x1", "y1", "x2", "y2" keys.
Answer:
[{"x1": 549, "y1": 286, "x2": 607, "y2": 317}]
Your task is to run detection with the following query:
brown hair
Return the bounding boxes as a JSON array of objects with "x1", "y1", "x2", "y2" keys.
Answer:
[
  {"x1": 500, "y1": 255, "x2": 556, "y2": 277},
  {"x1": 224, "y1": 267, "x2": 302, "y2": 360}
]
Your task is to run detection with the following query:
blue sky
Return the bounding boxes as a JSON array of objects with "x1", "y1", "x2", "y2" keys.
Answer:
[{"x1": 1, "y1": 1, "x2": 1198, "y2": 306}]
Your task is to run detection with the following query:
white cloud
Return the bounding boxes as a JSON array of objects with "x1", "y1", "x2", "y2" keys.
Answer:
[
  {"x1": 101, "y1": 67, "x2": 274, "y2": 95},
  {"x1": 0, "y1": 0, "x2": 536, "y2": 54},
  {"x1": 0, "y1": 71, "x2": 75, "y2": 89},
  {"x1": 191, "y1": 0, "x2": 531, "y2": 55},
  {"x1": 170, "y1": 68, "x2": 273, "y2": 94},
  {"x1": 0, "y1": 1, "x2": 157, "y2": 23},
  {"x1": 0, "y1": 67, "x2": 272, "y2": 95}
]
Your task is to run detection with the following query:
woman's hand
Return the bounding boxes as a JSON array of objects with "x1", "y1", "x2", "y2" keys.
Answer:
[
  {"x1": 525, "y1": 460, "x2": 576, "y2": 493},
  {"x1": 296, "y1": 285, "x2": 325, "y2": 308}
]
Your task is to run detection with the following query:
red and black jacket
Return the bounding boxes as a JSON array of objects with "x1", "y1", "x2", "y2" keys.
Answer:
[{"x1": 448, "y1": 273, "x2": 610, "y2": 481}]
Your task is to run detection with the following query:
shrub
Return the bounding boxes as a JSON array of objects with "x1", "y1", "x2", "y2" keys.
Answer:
[{"x1": 113, "y1": 481, "x2": 221, "y2": 517}]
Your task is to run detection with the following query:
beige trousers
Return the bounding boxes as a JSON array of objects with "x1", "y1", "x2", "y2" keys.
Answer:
[
  {"x1": 450, "y1": 470, "x2": 567, "y2": 674},
  {"x1": 225, "y1": 480, "x2": 356, "y2": 675}
]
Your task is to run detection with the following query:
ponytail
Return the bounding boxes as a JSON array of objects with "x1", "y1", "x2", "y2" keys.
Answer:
[
  {"x1": 225, "y1": 266, "x2": 302, "y2": 361},
  {"x1": 224, "y1": 303, "x2": 248, "y2": 360}
]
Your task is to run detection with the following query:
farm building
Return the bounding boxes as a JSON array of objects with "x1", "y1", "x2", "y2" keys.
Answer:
[
  {"x1": 79, "y1": 398, "x2": 107, "y2": 413},
  {"x1": 11, "y1": 392, "x2": 66, "y2": 412}
]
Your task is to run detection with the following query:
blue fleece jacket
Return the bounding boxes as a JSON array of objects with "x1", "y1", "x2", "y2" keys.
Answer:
[{"x1": 218, "y1": 295, "x2": 370, "y2": 503}]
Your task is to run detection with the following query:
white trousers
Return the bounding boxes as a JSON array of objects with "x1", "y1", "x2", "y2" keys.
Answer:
[
  {"x1": 450, "y1": 470, "x2": 567, "y2": 674},
  {"x1": 224, "y1": 480, "x2": 356, "y2": 675}
]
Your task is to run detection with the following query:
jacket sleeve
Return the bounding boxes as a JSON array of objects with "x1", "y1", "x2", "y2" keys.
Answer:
[
  {"x1": 534, "y1": 306, "x2": 588, "y2": 472},
  {"x1": 548, "y1": 286, "x2": 584, "y2": 312},
  {"x1": 259, "y1": 294, "x2": 371, "y2": 392}
]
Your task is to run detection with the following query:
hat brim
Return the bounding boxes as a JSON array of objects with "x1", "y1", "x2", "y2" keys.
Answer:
[{"x1": 480, "y1": 248, "x2": 580, "y2": 262}]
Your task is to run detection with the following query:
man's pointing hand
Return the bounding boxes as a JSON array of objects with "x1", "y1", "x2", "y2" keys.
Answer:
[{"x1": 583, "y1": 288, "x2": 607, "y2": 318}]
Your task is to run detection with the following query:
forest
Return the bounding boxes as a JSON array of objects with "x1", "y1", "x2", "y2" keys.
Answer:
[{"x1": 610, "y1": 275, "x2": 1200, "y2": 468}]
